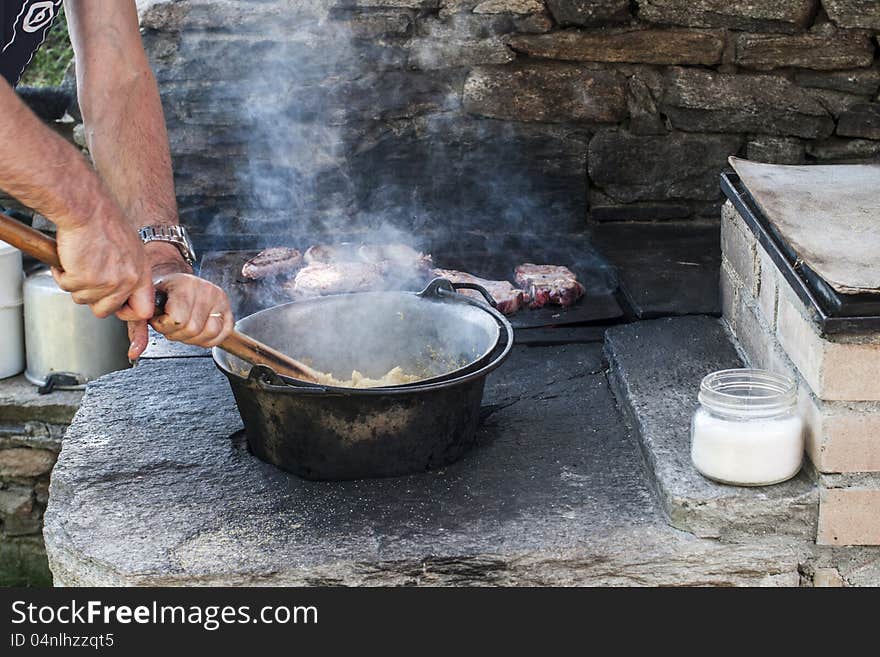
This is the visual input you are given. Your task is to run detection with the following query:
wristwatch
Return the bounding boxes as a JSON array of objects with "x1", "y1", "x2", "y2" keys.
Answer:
[{"x1": 138, "y1": 225, "x2": 197, "y2": 268}]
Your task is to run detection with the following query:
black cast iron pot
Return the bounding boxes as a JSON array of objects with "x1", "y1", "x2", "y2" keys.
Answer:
[{"x1": 213, "y1": 279, "x2": 513, "y2": 480}]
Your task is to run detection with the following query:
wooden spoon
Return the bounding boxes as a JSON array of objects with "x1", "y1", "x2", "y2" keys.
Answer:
[{"x1": 0, "y1": 212, "x2": 320, "y2": 384}]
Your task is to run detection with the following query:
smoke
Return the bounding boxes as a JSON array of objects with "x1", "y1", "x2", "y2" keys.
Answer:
[{"x1": 165, "y1": 0, "x2": 615, "y2": 295}]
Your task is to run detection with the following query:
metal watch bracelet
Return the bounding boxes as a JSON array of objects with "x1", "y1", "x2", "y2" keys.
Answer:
[{"x1": 138, "y1": 225, "x2": 197, "y2": 268}]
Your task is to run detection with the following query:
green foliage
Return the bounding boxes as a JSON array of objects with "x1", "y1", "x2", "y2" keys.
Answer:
[{"x1": 18, "y1": 5, "x2": 73, "y2": 88}]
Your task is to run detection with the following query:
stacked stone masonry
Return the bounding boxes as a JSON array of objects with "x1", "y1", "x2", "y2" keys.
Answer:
[
  {"x1": 720, "y1": 200, "x2": 880, "y2": 547},
  {"x1": 126, "y1": 0, "x2": 880, "y2": 243},
  {"x1": 0, "y1": 378, "x2": 81, "y2": 585}
]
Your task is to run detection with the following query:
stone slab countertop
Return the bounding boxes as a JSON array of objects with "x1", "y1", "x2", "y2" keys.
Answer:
[{"x1": 43, "y1": 344, "x2": 805, "y2": 586}]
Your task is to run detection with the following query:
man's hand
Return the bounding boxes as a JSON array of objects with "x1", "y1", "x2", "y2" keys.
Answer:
[
  {"x1": 125, "y1": 242, "x2": 234, "y2": 360},
  {"x1": 52, "y1": 198, "x2": 155, "y2": 321}
]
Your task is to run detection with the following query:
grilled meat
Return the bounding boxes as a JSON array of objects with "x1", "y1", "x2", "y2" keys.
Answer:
[
  {"x1": 515, "y1": 263, "x2": 585, "y2": 308},
  {"x1": 288, "y1": 262, "x2": 387, "y2": 299},
  {"x1": 240, "y1": 247, "x2": 302, "y2": 281},
  {"x1": 431, "y1": 268, "x2": 525, "y2": 315}
]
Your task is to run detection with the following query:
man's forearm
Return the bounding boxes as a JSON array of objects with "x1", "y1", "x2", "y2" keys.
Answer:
[
  {"x1": 0, "y1": 79, "x2": 115, "y2": 229},
  {"x1": 66, "y1": 0, "x2": 184, "y2": 268}
]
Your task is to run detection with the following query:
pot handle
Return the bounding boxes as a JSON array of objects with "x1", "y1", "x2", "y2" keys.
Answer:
[
  {"x1": 246, "y1": 364, "x2": 329, "y2": 394},
  {"x1": 448, "y1": 282, "x2": 497, "y2": 307},
  {"x1": 419, "y1": 277, "x2": 498, "y2": 308}
]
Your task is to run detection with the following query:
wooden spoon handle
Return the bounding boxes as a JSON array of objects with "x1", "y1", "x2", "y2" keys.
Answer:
[
  {"x1": 0, "y1": 213, "x2": 62, "y2": 268},
  {"x1": 153, "y1": 291, "x2": 320, "y2": 382},
  {"x1": 0, "y1": 211, "x2": 318, "y2": 384},
  {"x1": 222, "y1": 332, "x2": 322, "y2": 383}
]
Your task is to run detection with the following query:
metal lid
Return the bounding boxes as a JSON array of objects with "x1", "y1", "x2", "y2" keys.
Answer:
[{"x1": 698, "y1": 368, "x2": 798, "y2": 418}]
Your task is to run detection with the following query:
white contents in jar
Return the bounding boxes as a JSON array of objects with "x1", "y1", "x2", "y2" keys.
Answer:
[{"x1": 691, "y1": 408, "x2": 804, "y2": 486}]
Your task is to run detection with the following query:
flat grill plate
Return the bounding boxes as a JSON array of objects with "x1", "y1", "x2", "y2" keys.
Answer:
[{"x1": 199, "y1": 235, "x2": 622, "y2": 329}]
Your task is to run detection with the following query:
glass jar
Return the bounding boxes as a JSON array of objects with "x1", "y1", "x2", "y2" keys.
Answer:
[{"x1": 690, "y1": 369, "x2": 804, "y2": 486}]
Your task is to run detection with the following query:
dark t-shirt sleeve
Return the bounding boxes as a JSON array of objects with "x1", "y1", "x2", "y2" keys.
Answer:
[{"x1": 1, "y1": 1, "x2": 64, "y2": 87}]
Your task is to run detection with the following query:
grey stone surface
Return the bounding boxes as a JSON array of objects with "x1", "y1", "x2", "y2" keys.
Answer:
[
  {"x1": 806, "y1": 137, "x2": 880, "y2": 161},
  {"x1": 734, "y1": 29, "x2": 874, "y2": 71},
  {"x1": 463, "y1": 63, "x2": 627, "y2": 124},
  {"x1": 626, "y1": 74, "x2": 666, "y2": 135},
  {"x1": 588, "y1": 130, "x2": 742, "y2": 202},
  {"x1": 837, "y1": 103, "x2": 880, "y2": 140},
  {"x1": 0, "y1": 421, "x2": 64, "y2": 451},
  {"x1": 638, "y1": 0, "x2": 818, "y2": 33},
  {"x1": 545, "y1": 0, "x2": 631, "y2": 26},
  {"x1": 746, "y1": 136, "x2": 805, "y2": 165},
  {"x1": 140, "y1": 329, "x2": 210, "y2": 360},
  {"x1": 806, "y1": 88, "x2": 868, "y2": 120},
  {"x1": 822, "y1": 0, "x2": 880, "y2": 29},
  {"x1": 408, "y1": 35, "x2": 515, "y2": 69},
  {"x1": 438, "y1": 2, "x2": 553, "y2": 32},
  {"x1": 662, "y1": 68, "x2": 834, "y2": 139},
  {"x1": 811, "y1": 545, "x2": 880, "y2": 586},
  {"x1": 605, "y1": 316, "x2": 819, "y2": 540},
  {"x1": 0, "y1": 376, "x2": 83, "y2": 425},
  {"x1": 45, "y1": 347, "x2": 806, "y2": 586},
  {"x1": 507, "y1": 28, "x2": 725, "y2": 66},
  {"x1": 794, "y1": 68, "x2": 880, "y2": 96}
]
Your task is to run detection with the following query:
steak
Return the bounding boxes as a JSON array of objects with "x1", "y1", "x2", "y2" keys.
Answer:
[
  {"x1": 431, "y1": 268, "x2": 525, "y2": 315},
  {"x1": 240, "y1": 247, "x2": 302, "y2": 281},
  {"x1": 288, "y1": 262, "x2": 387, "y2": 299},
  {"x1": 514, "y1": 263, "x2": 585, "y2": 308}
]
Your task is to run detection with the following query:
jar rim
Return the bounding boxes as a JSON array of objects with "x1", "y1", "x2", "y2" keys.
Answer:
[{"x1": 698, "y1": 368, "x2": 797, "y2": 416}]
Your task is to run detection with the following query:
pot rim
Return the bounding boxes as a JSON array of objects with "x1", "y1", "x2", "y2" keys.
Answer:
[
  {"x1": 213, "y1": 289, "x2": 514, "y2": 396},
  {"x1": 224, "y1": 283, "x2": 504, "y2": 386}
]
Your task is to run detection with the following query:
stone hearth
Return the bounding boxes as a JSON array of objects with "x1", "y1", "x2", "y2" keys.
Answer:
[
  {"x1": 45, "y1": 322, "x2": 880, "y2": 587},
  {"x1": 45, "y1": 339, "x2": 822, "y2": 586}
]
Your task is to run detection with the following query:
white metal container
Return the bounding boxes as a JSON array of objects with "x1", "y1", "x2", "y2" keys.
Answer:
[
  {"x1": 23, "y1": 269, "x2": 130, "y2": 388},
  {"x1": 0, "y1": 239, "x2": 23, "y2": 303},
  {"x1": 0, "y1": 240, "x2": 25, "y2": 378},
  {"x1": 0, "y1": 300, "x2": 25, "y2": 379}
]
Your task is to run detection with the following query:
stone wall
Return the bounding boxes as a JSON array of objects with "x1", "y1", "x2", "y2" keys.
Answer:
[
  {"x1": 136, "y1": 0, "x2": 880, "y2": 246},
  {"x1": 0, "y1": 380, "x2": 81, "y2": 586}
]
